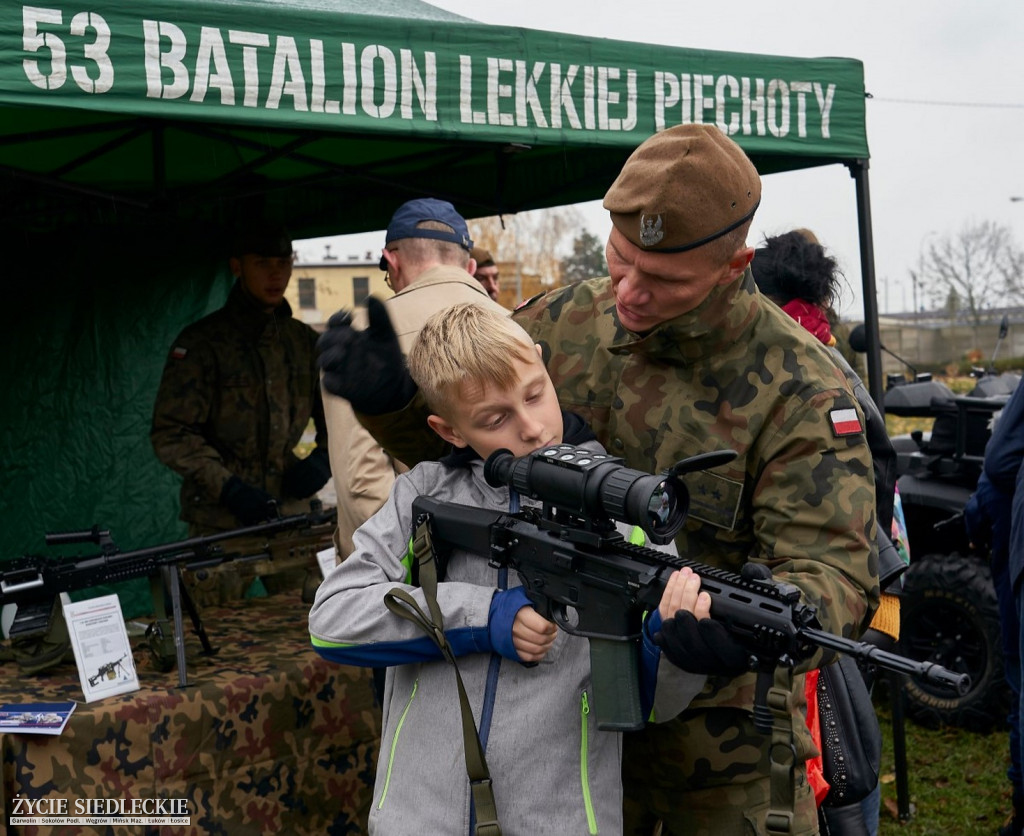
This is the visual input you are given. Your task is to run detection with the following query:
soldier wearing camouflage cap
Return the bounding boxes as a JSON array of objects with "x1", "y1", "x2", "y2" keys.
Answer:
[
  {"x1": 317, "y1": 125, "x2": 878, "y2": 835},
  {"x1": 151, "y1": 221, "x2": 330, "y2": 537},
  {"x1": 470, "y1": 245, "x2": 501, "y2": 302}
]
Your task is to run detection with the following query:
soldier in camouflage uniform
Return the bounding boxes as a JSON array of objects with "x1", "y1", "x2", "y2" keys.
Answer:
[
  {"x1": 151, "y1": 224, "x2": 330, "y2": 537},
  {"x1": 317, "y1": 125, "x2": 878, "y2": 835}
]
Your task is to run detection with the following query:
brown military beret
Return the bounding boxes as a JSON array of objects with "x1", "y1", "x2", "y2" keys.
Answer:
[
  {"x1": 604, "y1": 125, "x2": 761, "y2": 253},
  {"x1": 470, "y1": 246, "x2": 495, "y2": 268}
]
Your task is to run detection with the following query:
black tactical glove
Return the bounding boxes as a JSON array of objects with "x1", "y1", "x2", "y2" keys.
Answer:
[
  {"x1": 221, "y1": 476, "x2": 277, "y2": 525},
  {"x1": 654, "y1": 611, "x2": 751, "y2": 676},
  {"x1": 281, "y1": 448, "x2": 331, "y2": 499},
  {"x1": 316, "y1": 296, "x2": 418, "y2": 415},
  {"x1": 654, "y1": 562, "x2": 772, "y2": 676}
]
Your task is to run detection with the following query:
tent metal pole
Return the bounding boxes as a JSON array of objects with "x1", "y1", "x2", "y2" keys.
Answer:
[{"x1": 849, "y1": 159, "x2": 885, "y2": 414}]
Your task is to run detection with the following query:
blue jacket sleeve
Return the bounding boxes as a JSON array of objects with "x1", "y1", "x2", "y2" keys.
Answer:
[
  {"x1": 310, "y1": 468, "x2": 504, "y2": 668},
  {"x1": 965, "y1": 473, "x2": 1013, "y2": 564},
  {"x1": 313, "y1": 622, "x2": 495, "y2": 668},
  {"x1": 488, "y1": 586, "x2": 533, "y2": 662},
  {"x1": 985, "y1": 384, "x2": 1024, "y2": 493},
  {"x1": 639, "y1": 610, "x2": 664, "y2": 718}
]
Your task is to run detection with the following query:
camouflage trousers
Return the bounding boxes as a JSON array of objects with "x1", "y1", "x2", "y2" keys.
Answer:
[{"x1": 622, "y1": 707, "x2": 819, "y2": 836}]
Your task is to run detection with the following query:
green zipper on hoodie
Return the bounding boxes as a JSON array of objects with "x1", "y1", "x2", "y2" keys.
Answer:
[
  {"x1": 378, "y1": 678, "x2": 418, "y2": 809},
  {"x1": 580, "y1": 690, "x2": 598, "y2": 834}
]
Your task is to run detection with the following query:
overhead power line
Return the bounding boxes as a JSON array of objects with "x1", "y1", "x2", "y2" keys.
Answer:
[{"x1": 868, "y1": 95, "x2": 1024, "y2": 109}]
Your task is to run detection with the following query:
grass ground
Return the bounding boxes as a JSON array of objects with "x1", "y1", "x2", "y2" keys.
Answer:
[{"x1": 875, "y1": 679, "x2": 1013, "y2": 835}]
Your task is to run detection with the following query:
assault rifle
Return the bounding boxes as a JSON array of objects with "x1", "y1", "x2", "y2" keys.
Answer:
[
  {"x1": 1, "y1": 501, "x2": 336, "y2": 686},
  {"x1": 411, "y1": 444, "x2": 969, "y2": 732}
]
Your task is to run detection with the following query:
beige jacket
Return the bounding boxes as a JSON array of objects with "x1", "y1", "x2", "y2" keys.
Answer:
[{"x1": 324, "y1": 264, "x2": 508, "y2": 557}]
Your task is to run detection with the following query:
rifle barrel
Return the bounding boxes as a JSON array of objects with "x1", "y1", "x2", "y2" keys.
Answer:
[
  {"x1": 801, "y1": 626, "x2": 970, "y2": 695},
  {"x1": 45, "y1": 527, "x2": 110, "y2": 547}
]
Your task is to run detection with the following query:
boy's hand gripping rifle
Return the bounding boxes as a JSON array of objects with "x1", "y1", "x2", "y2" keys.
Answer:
[{"x1": 411, "y1": 443, "x2": 969, "y2": 732}]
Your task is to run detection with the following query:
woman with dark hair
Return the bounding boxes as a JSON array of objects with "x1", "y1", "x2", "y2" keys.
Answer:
[
  {"x1": 752, "y1": 230, "x2": 909, "y2": 836},
  {"x1": 751, "y1": 230, "x2": 841, "y2": 343}
]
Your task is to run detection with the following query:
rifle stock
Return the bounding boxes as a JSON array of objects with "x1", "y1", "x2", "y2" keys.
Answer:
[{"x1": 411, "y1": 495, "x2": 970, "y2": 732}]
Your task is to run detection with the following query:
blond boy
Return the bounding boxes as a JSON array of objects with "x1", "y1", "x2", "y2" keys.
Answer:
[{"x1": 310, "y1": 303, "x2": 707, "y2": 835}]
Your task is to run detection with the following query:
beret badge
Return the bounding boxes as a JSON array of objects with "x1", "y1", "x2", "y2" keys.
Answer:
[{"x1": 640, "y1": 214, "x2": 664, "y2": 247}]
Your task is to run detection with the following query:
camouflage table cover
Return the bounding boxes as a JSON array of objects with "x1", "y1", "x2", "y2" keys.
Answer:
[{"x1": 1, "y1": 591, "x2": 380, "y2": 835}]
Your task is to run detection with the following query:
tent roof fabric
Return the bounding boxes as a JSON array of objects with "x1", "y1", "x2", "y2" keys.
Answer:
[
  {"x1": 0, "y1": 1, "x2": 882, "y2": 615},
  {"x1": 0, "y1": 1, "x2": 867, "y2": 237},
  {"x1": 211, "y1": 0, "x2": 474, "y2": 22}
]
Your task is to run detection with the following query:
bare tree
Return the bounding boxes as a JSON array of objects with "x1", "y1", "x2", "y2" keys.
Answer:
[
  {"x1": 468, "y1": 205, "x2": 586, "y2": 303},
  {"x1": 466, "y1": 215, "x2": 507, "y2": 259},
  {"x1": 912, "y1": 221, "x2": 1024, "y2": 330}
]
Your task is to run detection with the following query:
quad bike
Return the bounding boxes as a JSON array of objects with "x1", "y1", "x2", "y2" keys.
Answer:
[{"x1": 851, "y1": 320, "x2": 1019, "y2": 731}]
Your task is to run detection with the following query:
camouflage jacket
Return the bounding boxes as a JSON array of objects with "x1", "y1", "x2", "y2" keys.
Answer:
[
  {"x1": 151, "y1": 282, "x2": 327, "y2": 531},
  {"x1": 513, "y1": 271, "x2": 878, "y2": 714}
]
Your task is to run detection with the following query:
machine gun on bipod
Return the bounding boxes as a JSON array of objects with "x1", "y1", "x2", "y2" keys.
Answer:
[{"x1": 2, "y1": 501, "x2": 336, "y2": 686}]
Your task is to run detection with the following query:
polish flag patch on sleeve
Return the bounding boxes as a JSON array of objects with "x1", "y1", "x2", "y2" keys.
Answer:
[
  {"x1": 829, "y1": 407, "x2": 863, "y2": 437},
  {"x1": 171, "y1": 346, "x2": 188, "y2": 360}
]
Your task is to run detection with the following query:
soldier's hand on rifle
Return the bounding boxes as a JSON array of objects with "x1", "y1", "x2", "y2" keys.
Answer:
[
  {"x1": 654, "y1": 565, "x2": 762, "y2": 677},
  {"x1": 655, "y1": 611, "x2": 751, "y2": 677},
  {"x1": 221, "y1": 476, "x2": 277, "y2": 525},
  {"x1": 282, "y1": 447, "x2": 331, "y2": 499},
  {"x1": 316, "y1": 296, "x2": 418, "y2": 415}
]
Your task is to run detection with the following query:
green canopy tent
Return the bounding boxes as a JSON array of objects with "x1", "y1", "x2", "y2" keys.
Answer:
[{"x1": 0, "y1": 0, "x2": 881, "y2": 609}]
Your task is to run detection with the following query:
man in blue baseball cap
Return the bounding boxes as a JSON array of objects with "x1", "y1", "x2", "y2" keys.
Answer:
[
  {"x1": 376, "y1": 197, "x2": 474, "y2": 282},
  {"x1": 321, "y1": 197, "x2": 507, "y2": 606}
]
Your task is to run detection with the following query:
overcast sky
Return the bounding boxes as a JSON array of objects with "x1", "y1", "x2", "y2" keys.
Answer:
[{"x1": 298, "y1": 0, "x2": 1024, "y2": 320}]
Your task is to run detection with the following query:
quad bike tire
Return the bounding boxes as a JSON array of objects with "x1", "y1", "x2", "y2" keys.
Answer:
[{"x1": 898, "y1": 553, "x2": 1010, "y2": 732}]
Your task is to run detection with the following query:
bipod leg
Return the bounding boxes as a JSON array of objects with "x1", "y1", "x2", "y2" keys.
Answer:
[
  {"x1": 160, "y1": 565, "x2": 190, "y2": 688},
  {"x1": 179, "y1": 581, "x2": 218, "y2": 658}
]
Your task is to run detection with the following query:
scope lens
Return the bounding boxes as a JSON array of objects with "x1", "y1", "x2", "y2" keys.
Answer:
[
  {"x1": 647, "y1": 481, "x2": 675, "y2": 527},
  {"x1": 485, "y1": 444, "x2": 690, "y2": 544}
]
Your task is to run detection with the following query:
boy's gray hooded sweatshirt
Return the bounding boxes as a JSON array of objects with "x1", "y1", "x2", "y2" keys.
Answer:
[{"x1": 309, "y1": 441, "x2": 704, "y2": 836}]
